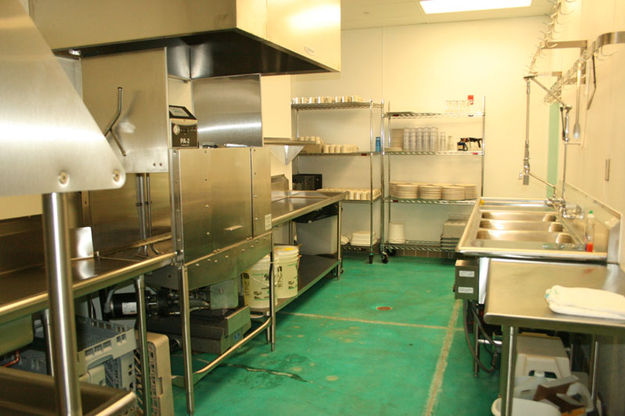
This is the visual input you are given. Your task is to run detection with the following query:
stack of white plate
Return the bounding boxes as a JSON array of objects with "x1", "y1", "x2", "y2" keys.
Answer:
[
  {"x1": 388, "y1": 222, "x2": 406, "y2": 244},
  {"x1": 351, "y1": 231, "x2": 378, "y2": 247},
  {"x1": 390, "y1": 182, "x2": 419, "y2": 199},
  {"x1": 419, "y1": 184, "x2": 442, "y2": 200},
  {"x1": 460, "y1": 184, "x2": 478, "y2": 199},
  {"x1": 442, "y1": 185, "x2": 466, "y2": 201}
]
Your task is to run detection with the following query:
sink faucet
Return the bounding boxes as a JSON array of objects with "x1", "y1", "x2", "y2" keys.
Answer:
[{"x1": 559, "y1": 203, "x2": 583, "y2": 220}]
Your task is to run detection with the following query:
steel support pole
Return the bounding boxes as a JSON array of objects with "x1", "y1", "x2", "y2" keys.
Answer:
[
  {"x1": 336, "y1": 201, "x2": 343, "y2": 280},
  {"x1": 42, "y1": 192, "x2": 82, "y2": 416},
  {"x1": 42, "y1": 309, "x2": 55, "y2": 376},
  {"x1": 499, "y1": 325, "x2": 517, "y2": 416},
  {"x1": 589, "y1": 336, "x2": 599, "y2": 409},
  {"x1": 269, "y1": 246, "x2": 276, "y2": 351},
  {"x1": 180, "y1": 267, "x2": 194, "y2": 415},
  {"x1": 134, "y1": 275, "x2": 151, "y2": 416}
]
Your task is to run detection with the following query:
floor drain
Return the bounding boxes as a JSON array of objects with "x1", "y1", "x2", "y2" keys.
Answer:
[{"x1": 376, "y1": 306, "x2": 392, "y2": 311}]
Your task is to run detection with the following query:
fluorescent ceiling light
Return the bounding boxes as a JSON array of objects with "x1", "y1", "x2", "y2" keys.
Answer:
[{"x1": 420, "y1": 0, "x2": 532, "y2": 14}]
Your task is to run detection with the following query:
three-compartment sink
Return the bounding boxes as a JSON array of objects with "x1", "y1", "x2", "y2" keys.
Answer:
[{"x1": 476, "y1": 210, "x2": 577, "y2": 247}]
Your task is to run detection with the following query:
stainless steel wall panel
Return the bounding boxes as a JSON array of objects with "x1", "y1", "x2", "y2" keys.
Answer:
[
  {"x1": 251, "y1": 148, "x2": 272, "y2": 236},
  {"x1": 85, "y1": 173, "x2": 171, "y2": 254},
  {"x1": 86, "y1": 174, "x2": 142, "y2": 253},
  {"x1": 82, "y1": 49, "x2": 170, "y2": 173},
  {"x1": 0, "y1": 216, "x2": 44, "y2": 274},
  {"x1": 192, "y1": 75, "x2": 262, "y2": 147},
  {"x1": 149, "y1": 173, "x2": 173, "y2": 238}
]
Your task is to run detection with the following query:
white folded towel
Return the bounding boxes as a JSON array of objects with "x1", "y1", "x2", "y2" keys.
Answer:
[{"x1": 545, "y1": 285, "x2": 625, "y2": 320}]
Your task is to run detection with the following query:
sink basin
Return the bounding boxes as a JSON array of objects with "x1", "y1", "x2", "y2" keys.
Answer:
[
  {"x1": 481, "y1": 211, "x2": 556, "y2": 222},
  {"x1": 476, "y1": 230, "x2": 575, "y2": 245},
  {"x1": 479, "y1": 220, "x2": 564, "y2": 232}
]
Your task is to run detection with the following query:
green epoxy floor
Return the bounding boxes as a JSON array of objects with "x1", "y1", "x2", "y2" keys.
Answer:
[{"x1": 172, "y1": 256, "x2": 500, "y2": 415}]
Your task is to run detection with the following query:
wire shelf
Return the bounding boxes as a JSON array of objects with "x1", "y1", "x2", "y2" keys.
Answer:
[
  {"x1": 293, "y1": 102, "x2": 384, "y2": 111},
  {"x1": 385, "y1": 198, "x2": 476, "y2": 205},
  {"x1": 298, "y1": 152, "x2": 377, "y2": 156},
  {"x1": 385, "y1": 111, "x2": 484, "y2": 119},
  {"x1": 385, "y1": 150, "x2": 483, "y2": 156}
]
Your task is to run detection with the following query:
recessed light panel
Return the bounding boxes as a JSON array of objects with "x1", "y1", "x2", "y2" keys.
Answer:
[{"x1": 420, "y1": 0, "x2": 532, "y2": 14}]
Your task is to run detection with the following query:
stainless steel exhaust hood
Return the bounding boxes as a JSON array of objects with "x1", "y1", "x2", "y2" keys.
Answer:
[
  {"x1": 1, "y1": 0, "x2": 125, "y2": 196},
  {"x1": 30, "y1": 0, "x2": 341, "y2": 77}
]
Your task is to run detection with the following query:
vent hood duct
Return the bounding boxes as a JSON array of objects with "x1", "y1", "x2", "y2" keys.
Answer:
[
  {"x1": 30, "y1": 0, "x2": 341, "y2": 77},
  {"x1": 0, "y1": 0, "x2": 125, "y2": 196}
]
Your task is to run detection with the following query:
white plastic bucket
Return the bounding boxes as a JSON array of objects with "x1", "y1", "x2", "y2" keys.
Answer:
[
  {"x1": 242, "y1": 255, "x2": 271, "y2": 308},
  {"x1": 274, "y1": 246, "x2": 299, "y2": 299},
  {"x1": 491, "y1": 398, "x2": 560, "y2": 416}
]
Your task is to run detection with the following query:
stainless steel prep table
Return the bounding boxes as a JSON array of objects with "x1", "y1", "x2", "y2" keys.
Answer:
[
  {"x1": 0, "y1": 241, "x2": 174, "y2": 325},
  {"x1": 0, "y1": 239, "x2": 174, "y2": 415},
  {"x1": 484, "y1": 259, "x2": 625, "y2": 416},
  {"x1": 267, "y1": 191, "x2": 345, "y2": 315}
]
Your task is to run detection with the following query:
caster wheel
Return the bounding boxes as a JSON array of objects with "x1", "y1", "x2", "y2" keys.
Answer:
[
  {"x1": 381, "y1": 252, "x2": 389, "y2": 264},
  {"x1": 388, "y1": 248, "x2": 397, "y2": 257}
]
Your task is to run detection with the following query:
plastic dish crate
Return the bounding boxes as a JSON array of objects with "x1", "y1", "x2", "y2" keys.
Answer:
[{"x1": 76, "y1": 316, "x2": 137, "y2": 377}]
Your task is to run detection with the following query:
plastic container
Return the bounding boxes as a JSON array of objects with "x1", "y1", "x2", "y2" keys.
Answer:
[
  {"x1": 375, "y1": 136, "x2": 381, "y2": 153},
  {"x1": 585, "y1": 210, "x2": 595, "y2": 252},
  {"x1": 491, "y1": 398, "x2": 560, "y2": 416},
  {"x1": 242, "y1": 255, "x2": 271, "y2": 308},
  {"x1": 274, "y1": 246, "x2": 299, "y2": 299}
]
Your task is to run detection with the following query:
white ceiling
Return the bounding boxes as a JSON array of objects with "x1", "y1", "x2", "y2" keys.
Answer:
[{"x1": 342, "y1": 0, "x2": 554, "y2": 30}]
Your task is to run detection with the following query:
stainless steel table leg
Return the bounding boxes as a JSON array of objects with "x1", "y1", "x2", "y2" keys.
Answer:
[
  {"x1": 42, "y1": 309, "x2": 55, "y2": 376},
  {"x1": 589, "y1": 336, "x2": 599, "y2": 410},
  {"x1": 180, "y1": 267, "x2": 194, "y2": 415},
  {"x1": 473, "y1": 307, "x2": 480, "y2": 376},
  {"x1": 269, "y1": 249, "x2": 276, "y2": 352},
  {"x1": 337, "y1": 201, "x2": 343, "y2": 280},
  {"x1": 500, "y1": 325, "x2": 517, "y2": 416},
  {"x1": 134, "y1": 274, "x2": 151, "y2": 416},
  {"x1": 42, "y1": 192, "x2": 82, "y2": 416}
]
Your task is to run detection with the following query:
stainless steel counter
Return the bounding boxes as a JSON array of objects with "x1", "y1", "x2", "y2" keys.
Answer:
[
  {"x1": 484, "y1": 259, "x2": 625, "y2": 416},
  {"x1": 271, "y1": 190, "x2": 345, "y2": 226},
  {"x1": 0, "y1": 240, "x2": 174, "y2": 325},
  {"x1": 485, "y1": 259, "x2": 625, "y2": 335}
]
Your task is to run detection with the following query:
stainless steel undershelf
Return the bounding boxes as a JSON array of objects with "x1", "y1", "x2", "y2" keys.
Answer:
[
  {"x1": 251, "y1": 255, "x2": 339, "y2": 314},
  {"x1": 271, "y1": 191, "x2": 345, "y2": 226},
  {"x1": 385, "y1": 151, "x2": 483, "y2": 156},
  {"x1": 0, "y1": 244, "x2": 174, "y2": 325},
  {"x1": 0, "y1": 366, "x2": 136, "y2": 415}
]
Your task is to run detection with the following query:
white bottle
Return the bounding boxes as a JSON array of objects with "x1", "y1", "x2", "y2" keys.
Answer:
[{"x1": 403, "y1": 129, "x2": 410, "y2": 151}]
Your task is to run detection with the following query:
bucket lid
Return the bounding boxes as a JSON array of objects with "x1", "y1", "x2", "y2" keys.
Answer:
[{"x1": 274, "y1": 245, "x2": 299, "y2": 257}]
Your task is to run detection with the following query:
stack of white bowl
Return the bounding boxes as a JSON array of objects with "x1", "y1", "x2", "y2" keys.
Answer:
[
  {"x1": 390, "y1": 182, "x2": 419, "y2": 199},
  {"x1": 351, "y1": 231, "x2": 378, "y2": 247},
  {"x1": 419, "y1": 184, "x2": 442, "y2": 200},
  {"x1": 442, "y1": 185, "x2": 466, "y2": 201},
  {"x1": 460, "y1": 184, "x2": 478, "y2": 199},
  {"x1": 388, "y1": 222, "x2": 406, "y2": 244}
]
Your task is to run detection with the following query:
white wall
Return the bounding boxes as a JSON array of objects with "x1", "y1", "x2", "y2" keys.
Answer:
[
  {"x1": 537, "y1": 2, "x2": 625, "y2": 413},
  {"x1": 261, "y1": 75, "x2": 293, "y2": 182},
  {"x1": 291, "y1": 17, "x2": 551, "y2": 240}
]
